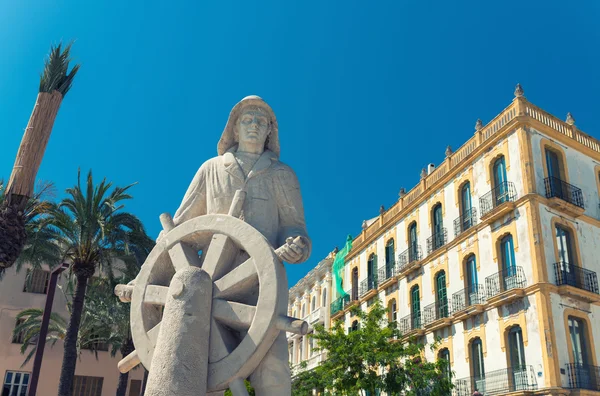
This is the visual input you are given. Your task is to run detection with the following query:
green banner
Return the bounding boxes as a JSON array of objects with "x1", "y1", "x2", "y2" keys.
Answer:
[{"x1": 332, "y1": 235, "x2": 353, "y2": 297}]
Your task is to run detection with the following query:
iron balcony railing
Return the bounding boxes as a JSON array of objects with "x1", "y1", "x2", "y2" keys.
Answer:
[
  {"x1": 452, "y1": 284, "x2": 486, "y2": 312},
  {"x1": 359, "y1": 276, "x2": 378, "y2": 297},
  {"x1": 479, "y1": 181, "x2": 517, "y2": 218},
  {"x1": 452, "y1": 366, "x2": 537, "y2": 395},
  {"x1": 453, "y1": 208, "x2": 477, "y2": 237},
  {"x1": 423, "y1": 300, "x2": 450, "y2": 325},
  {"x1": 567, "y1": 363, "x2": 600, "y2": 390},
  {"x1": 330, "y1": 294, "x2": 350, "y2": 315},
  {"x1": 397, "y1": 245, "x2": 423, "y2": 270},
  {"x1": 398, "y1": 312, "x2": 422, "y2": 335},
  {"x1": 545, "y1": 176, "x2": 585, "y2": 209},
  {"x1": 554, "y1": 262, "x2": 599, "y2": 294},
  {"x1": 427, "y1": 228, "x2": 448, "y2": 255},
  {"x1": 485, "y1": 266, "x2": 526, "y2": 299},
  {"x1": 377, "y1": 263, "x2": 397, "y2": 286}
]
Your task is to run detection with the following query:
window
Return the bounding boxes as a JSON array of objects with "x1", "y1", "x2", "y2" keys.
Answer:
[
  {"x1": 352, "y1": 268, "x2": 359, "y2": 301},
  {"x1": 431, "y1": 203, "x2": 444, "y2": 251},
  {"x1": 73, "y1": 375, "x2": 103, "y2": 396},
  {"x1": 435, "y1": 271, "x2": 448, "y2": 318},
  {"x1": 461, "y1": 182, "x2": 473, "y2": 230},
  {"x1": 128, "y1": 379, "x2": 142, "y2": 396},
  {"x1": 545, "y1": 148, "x2": 562, "y2": 179},
  {"x1": 23, "y1": 269, "x2": 50, "y2": 294},
  {"x1": 569, "y1": 317, "x2": 589, "y2": 365},
  {"x1": 388, "y1": 299, "x2": 397, "y2": 322},
  {"x1": 385, "y1": 239, "x2": 395, "y2": 268},
  {"x1": 298, "y1": 337, "x2": 303, "y2": 362},
  {"x1": 493, "y1": 156, "x2": 508, "y2": 204},
  {"x1": 470, "y1": 338, "x2": 485, "y2": 390},
  {"x1": 351, "y1": 320, "x2": 359, "y2": 332},
  {"x1": 438, "y1": 348, "x2": 451, "y2": 379},
  {"x1": 12, "y1": 319, "x2": 26, "y2": 344},
  {"x1": 466, "y1": 255, "x2": 479, "y2": 305},
  {"x1": 500, "y1": 235, "x2": 517, "y2": 289},
  {"x1": 3, "y1": 371, "x2": 30, "y2": 396},
  {"x1": 83, "y1": 331, "x2": 108, "y2": 352},
  {"x1": 301, "y1": 304, "x2": 306, "y2": 318},
  {"x1": 309, "y1": 334, "x2": 315, "y2": 357},
  {"x1": 322, "y1": 288, "x2": 327, "y2": 307},
  {"x1": 556, "y1": 225, "x2": 575, "y2": 265},
  {"x1": 367, "y1": 254, "x2": 377, "y2": 284},
  {"x1": 311, "y1": 296, "x2": 316, "y2": 312},
  {"x1": 411, "y1": 286, "x2": 421, "y2": 328},
  {"x1": 292, "y1": 310, "x2": 296, "y2": 318},
  {"x1": 409, "y1": 222, "x2": 418, "y2": 261},
  {"x1": 508, "y1": 326, "x2": 526, "y2": 368}
]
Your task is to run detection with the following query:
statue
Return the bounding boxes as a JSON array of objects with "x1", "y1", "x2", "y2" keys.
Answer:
[{"x1": 115, "y1": 96, "x2": 311, "y2": 395}]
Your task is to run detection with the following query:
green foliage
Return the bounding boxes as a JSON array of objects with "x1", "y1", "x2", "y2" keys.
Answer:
[
  {"x1": 39, "y1": 42, "x2": 80, "y2": 96},
  {"x1": 224, "y1": 380, "x2": 255, "y2": 395},
  {"x1": 292, "y1": 300, "x2": 453, "y2": 395}
]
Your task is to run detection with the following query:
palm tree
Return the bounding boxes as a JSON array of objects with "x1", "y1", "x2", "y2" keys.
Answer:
[
  {"x1": 0, "y1": 180, "x2": 61, "y2": 280},
  {"x1": 47, "y1": 169, "x2": 151, "y2": 396},
  {"x1": 0, "y1": 42, "x2": 79, "y2": 270}
]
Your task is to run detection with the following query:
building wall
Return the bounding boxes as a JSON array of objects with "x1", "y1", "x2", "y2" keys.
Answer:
[{"x1": 0, "y1": 266, "x2": 144, "y2": 396}]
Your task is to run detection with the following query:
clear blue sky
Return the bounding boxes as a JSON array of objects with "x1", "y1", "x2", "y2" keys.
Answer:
[{"x1": 1, "y1": 1, "x2": 599, "y2": 287}]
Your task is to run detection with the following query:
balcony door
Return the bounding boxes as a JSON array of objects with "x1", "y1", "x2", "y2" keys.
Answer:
[
  {"x1": 461, "y1": 182, "x2": 473, "y2": 230},
  {"x1": 546, "y1": 148, "x2": 564, "y2": 198},
  {"x1": 352, "y1": 267, "x2": 358, "y2": 301},
  {"x1": 471, "y1": 338, "x2": 486, "y2": 393},
  {"x1": 466, "y1": 255, "x2": 479, "y2": 305},
  {"x1": 500, "y1": 235, "x2": 517, "y2": 290},
  {"x1": 409, "y1": 222, "x2": 418, "y2": 262},
  {"x1": 493, "y1": 156, "x2": 508, "y2": 204},
  {"x1": 569, "y1": 317, "x2": 593, "y2": 389},
  {"x1": 385, "y1": 239, "x2": 395, "y2": 278},
  {"x1": 436, "y1": 271, "x2": 448, "y2": 318},
  {"x1": 508, "y1": 326, "x2": 527, "y2": 390},
  {"x1": 368, "y1": 254, "x2": 377, "y2": 287},
  {"x1": 411, "y1": 286, "x2": 421, "y2": 329},
  {"x1": 433, "y1": 204, "x2": 443, "y2": 250},
  {"x1": 556, "y1": 225, "x2": 576, "y2": 286}
]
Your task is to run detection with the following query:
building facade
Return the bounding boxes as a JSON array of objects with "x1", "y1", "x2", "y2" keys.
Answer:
[
  {"x1": 329, "y1": 86, "x2": 600, "y2": 395},
  {"x1": 0, "y1": 265, "x2": 144, "y2": 396},
  {"x1": 288, "y1": 251, "x2": 335, "y2": 376}
]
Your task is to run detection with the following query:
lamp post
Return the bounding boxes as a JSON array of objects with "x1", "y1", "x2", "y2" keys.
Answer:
[{"x1": 28, "y1": 262, "x2": 70, "y2": 396}]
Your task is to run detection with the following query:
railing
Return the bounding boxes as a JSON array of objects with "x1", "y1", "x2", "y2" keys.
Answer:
[
  {"x1": 485, "y1": 266, "x2": 526, "y2": 299},
  {"x1": 452, "y1": 285, "x2": 486, "y2": 312},
  {"x1": 554, "y1": 262, "x2": 599, "y2": 294},
  {"x1": 427, "y1": 228, "x2": 448, "y2": 254},
  {"x1": 453, "y1": 208, "x2": 477, "y2": 237},
  {"x1": 308, "y1": 307, "x2": 325, "y2": 324},
  {"x1": 423, "y1": 300, "x2": 450, "y2": 325},
  {"x1": 398, "y1": 245, "x2": 423, "y2": 270},
  {"x1": 544, "y1": 176, "x2": 585, "y2": 209},
  {"x1": 330, "y1": 294, "x2": 350, "y2": 315},
  {"x1": 567, "y1": 363, "x2": 600, "y2": 390},
  {"x1": 359, "y1": 276, "x2": 377, "y2": 297},
  {"x1": 453, "y1": 366, "x2": 537, "y2": 395},
  {"x1": 377, "y1": 263, "x2": 397, "y2": 286},
  {"x1": 398, "y1": 312, "x2": 422, "y2": 335},
  {"x1": 480, "y1": 181, "x2": 517, "y2": 218}
]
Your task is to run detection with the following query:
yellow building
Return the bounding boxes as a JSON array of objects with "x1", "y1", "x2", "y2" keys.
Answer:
[{"x1": 329, "y1": 85, "x2": 600, "y2": 395}]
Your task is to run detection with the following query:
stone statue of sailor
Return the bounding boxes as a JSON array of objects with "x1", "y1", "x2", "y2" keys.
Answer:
[{"x1": 172, "y1": 95, "x2": 311, "y2": 394}]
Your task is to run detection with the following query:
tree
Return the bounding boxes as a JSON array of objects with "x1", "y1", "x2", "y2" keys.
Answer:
[
  {"x1": 0, "y1": 43, "x2": 79, "y2": 270},
  {"x1": 224, "y1": 380, "x2": 255, "y2": 396},
  {"x1": 45, "y1": 170, "x2": 152, "y2": 396},
  {"x1": 295, "y1": 300, "x2": 453, "y2": 395},
  {"x1": 0, "y1": 180, "x2": 61, "y2": 280}
]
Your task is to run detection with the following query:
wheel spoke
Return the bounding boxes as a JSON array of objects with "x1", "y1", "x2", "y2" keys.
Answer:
[
  {"x1": 144, "y1": 285, "x2": 169, "y2": 305},
  {"x1": 212, "y1": 299, "x2": 256, "y2": 331},
  {"x1": 202, "y1": 234, "x2": 238, "y2": 280},
  {"x1": 209, "y1": 317, "x2": 237, "y2": 363},
  {"x1": 213, "y1": 258, "x2": 258, "y2": 299},
  {"x1": 167, "y1": 241, "x2": 201, "y2": 271}
]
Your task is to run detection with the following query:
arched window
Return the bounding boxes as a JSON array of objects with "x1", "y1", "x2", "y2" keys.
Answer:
[
  {"x1": 388, "y1": 298, "x2": 397, "y2": 322},
  {"x1": 311, "y1": 296, "x2": 316, "y2": 311},
  {"x1": 556, "y1": 225, "x2": 577, "y2": 286},
  {"x1": 508, "y1": 326, "x2": 526, "y2": 368},
  {"x1": 351, "y1": 267, "x2": 359, "y2": 301},
  {"x1": 470, "y1": 337, "x2": 485, "y2": 390},
  {"x1": 465, "y1": 254, "x2": 480, "y2": 305},
  {"x1": 461, "y1": 182, "x2": 474, "y2": 231},
  {"x1": 435, "y1": 271, "x2": 448, "y2": 318},
  {"x1": 493, "y1": 156, "x2": 508, "y2": 204},
  {"x1": 322, "y1": 288, "x2": 327, "y2": 307},
  {"x1": 568, "y1": 317, "x2": 590, "y2": 366},
  {"x1": 408, "y1": 222, "x2": 418, "y2": 262},
  {"x1": 411, "y1": 286, "x2": 421, "y2": 329},
  {"x1": 385, "y1": 239, "x2": 395, "y2": 269},
  {"x1": 438, "y1": 348, "x2": 451, "y2": 379},
  {"x1": 301, "y1": 304, "x2": 306, "y2": 318},
  {"x1": 500, "y1": 234, "x2": 517, "y2": 288},
  {"x1": 368, "y1": 253, "x2": 377, "y2": 286}
]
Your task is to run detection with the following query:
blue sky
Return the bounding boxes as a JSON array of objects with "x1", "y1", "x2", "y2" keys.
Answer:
[{"x1": 1, "y1": 0, "x2": 599, "y2": 287}]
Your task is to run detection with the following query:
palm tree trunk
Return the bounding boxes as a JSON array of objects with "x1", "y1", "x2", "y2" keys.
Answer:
[
  {"x1": 116, "y1": 371, "x2": 129, "y2": 396},
  {"x1": 58, "y1": 273, "x2": 89, "y2": 396}
]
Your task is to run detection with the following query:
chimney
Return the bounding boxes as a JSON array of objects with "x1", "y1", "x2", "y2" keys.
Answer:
[{"x1": 427, "y1": 163, "x2": 436, "y2": 175}]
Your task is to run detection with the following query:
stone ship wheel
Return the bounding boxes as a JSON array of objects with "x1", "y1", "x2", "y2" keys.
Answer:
[{"x1": 115, "y1": 211, "x2": 308, "y2": 394}]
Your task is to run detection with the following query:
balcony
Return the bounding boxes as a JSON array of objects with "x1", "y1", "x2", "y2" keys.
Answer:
[
  {"x1": 485, "y1": 266, "x2": 526, "y2": 307},
  {"x1": 554, "y1": 262, "x2": 600, "y2": 302},
  {"x1": 453, "y1": 208, "x2": 478, "y2": 237},
  {"x1": 330, "y1": 294, "x2": 350, "y2": 318},
  {"x1": 359, "y1": 276, "x2": 378, "y2": 299},
  {"x1": 544, "y1": 176, "x2": 585, "y2": 217},
  {"x1": 451, "y1": 285, "x2": 486, "y2": 321},
  {"x1": 566, "y1": 363, "x2": 600, "y2": 391},
  {"x1": 398, "y1": 312, "x2": 424, "y2": 338},
  {"x1": 305, "y1": 352, "x2": 325, "y2": 371},
  {"x1": 479, "y1": 181, "x2": 517, "y2": 222},
  {"x1": 423, "y1": 301, "x2": 452, "y2": 331},
  {"x1": 453, "y1": 366, "x2": 537, "y2": 395},
  {"x1": 377, "y1": 262, "x2": 397, "y2": 289},
  {"x1": 397, "y1": 245, "x2": 423, "y2": 276},
  {"x1": 307, "y1": 306, "x2": 326, "y2": 325},
  {"x1": 426, "y1": 228, "x2": 448, "y2": 255}
]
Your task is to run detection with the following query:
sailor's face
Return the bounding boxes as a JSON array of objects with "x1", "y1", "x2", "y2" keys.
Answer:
[{"x1": 238, "y1": 108, "x2": 270, "y2": 146}]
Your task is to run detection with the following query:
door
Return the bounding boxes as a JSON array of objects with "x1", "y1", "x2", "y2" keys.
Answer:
[
  {"x1": 493, "y1": 157, "x2": 508, "y2": 205},
  {"x1": 501, "y1": 235, "x2": 517, "y2": 290},
  {"x1": 411, "y1": 286, "x2": 421, "y2": 329},
  {"x1": 352, "y1": 268, "x2": 359, "y2": 301},
  {"x1": 436, "y1": 272, "x2": 448, "y2": 318},
  {"x1": 556, "y1": 225, "x2": 576, "y2": 286},
  {"x1": 433, "y1": 204, "x2": 443, "y2": 250},
  {"x1": 466, "y1": 255, "x2": 479, "y2": 306},
  {"x1": 409, "y1": 223, "x2": 418, "y2": 262},
  {"x1": 385, "y1": 240, "x2": 395, "y2": 278},
  {"x1": 546, "y1": 149, "x2": 563, "y2": 198},
  {"x1": 461, "y1": 182, "x2": 473, "y2": 231},
  {"x1": 508, "y1": 327, "x2": 527, "y2": 390},
  {"x1": 368, "y1": 254, "x2": 377, "y2": 288},
  {"x1": 471, "y1": 338, "x2": 486, "y2": 393},
  {"x1": 569, "y1": 317, "x2": 592, "y2": 388}
]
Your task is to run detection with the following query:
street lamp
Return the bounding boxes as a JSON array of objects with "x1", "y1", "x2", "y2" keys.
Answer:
[{"x1": 28, "y1": 262, "x2": 70, "y2": 396}]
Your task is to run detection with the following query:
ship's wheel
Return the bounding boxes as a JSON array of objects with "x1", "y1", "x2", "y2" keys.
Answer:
[{"x1": 115, "y1": 211, "x2": 307, "y2": 394}]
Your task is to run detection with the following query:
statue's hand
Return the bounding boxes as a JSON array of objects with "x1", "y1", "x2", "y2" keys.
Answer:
[{"x1": 276, "y1": 236, "x2": 309, "y2": 264}]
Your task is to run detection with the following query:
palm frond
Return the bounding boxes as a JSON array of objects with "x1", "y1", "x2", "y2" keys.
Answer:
[{"x1": 39, "y1": 41, "x2": 80, "y2": 96}]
